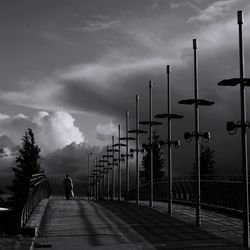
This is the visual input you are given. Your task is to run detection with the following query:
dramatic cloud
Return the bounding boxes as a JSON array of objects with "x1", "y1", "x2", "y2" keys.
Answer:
[
  {"x1": 0, "y1": 0, "x2": 249, "y2": 183},
  {"x1": 1, "y1": 1, "x2": 249, "y2": 120},
  {"x1": 0, "y1": 111, "x2": 85, "y2": 153},
  {"x1": 33, "y1": 111, "x2": 85, "y2": 152},
  {"x1": 96, "y1": 121, "x2": 118, "y2": 141},
  {"x1": 43, "y1": 142, "x2": 103, "y2": 179}
]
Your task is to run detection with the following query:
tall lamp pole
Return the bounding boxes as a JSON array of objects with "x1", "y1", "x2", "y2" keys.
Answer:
[
  {"x1": 94, "y1": 158, "x2": 98, "y2": 200},
  {"x1": 129, "y1": 95, "x2": 147, "y2": 205},
  {"x1": 98, "y1": 157, "x2": 107, "y2": 200},
  {"x1": 103, "y1": 146, "x2": 113, "y2": 200},
  {"x1": 179, "y1": 39, "x2": 214, "y2": 226},
  {"x1": 155, "y1": 65, "x2": 183, "y2": 215},
  {"x1": 120, "y1": 111, "x2": 135, "y2": 201},
  {"x1": 108, "y1": 136, "x2": 119, "y2": 201},
  {"x1": 112, "y1": 125, "x2": 126, "y2": 201},
  {"x1": 125, "y1": 111, "x2": 130, "y2": 200},
  {"x1": 87, "y1": 152, "x2": 93, "y2": 200},
  {"x1": 135, "y1": 95, "x2": 140, "y2": 205},
  {"x1": 218, "y1": 11, "x2": 250, "y2": 248},
  {"x1": 90, "y1": 174, "x2": 94, "y2": 200},
  {"x1": 140, "y1": 81, "x2": 162, "y2": 207},
  {"x1": 112, "y1": 136, "x2": 115, "y2": 201}
]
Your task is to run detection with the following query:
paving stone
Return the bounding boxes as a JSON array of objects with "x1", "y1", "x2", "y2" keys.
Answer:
[{"x1": 29, "y1": 198, "x2": 249, "y2": 249}]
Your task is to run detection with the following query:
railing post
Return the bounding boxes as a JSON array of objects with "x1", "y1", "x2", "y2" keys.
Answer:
[{"x1": 19, "y1": 173, "x2": 50, "y2": 227}]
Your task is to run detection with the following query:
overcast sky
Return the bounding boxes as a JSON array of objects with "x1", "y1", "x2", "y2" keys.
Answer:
[{"x1": 1, "y1": 0, "x2": 250, "y2": 189}]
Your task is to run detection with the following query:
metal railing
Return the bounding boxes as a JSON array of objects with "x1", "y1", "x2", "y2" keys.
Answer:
[
  {"x1": 128, "y1": 176, "x2": 244, "y2": 212},
  {"x1": 20, "y1": 173, "x2": 51, "y2": 227}
]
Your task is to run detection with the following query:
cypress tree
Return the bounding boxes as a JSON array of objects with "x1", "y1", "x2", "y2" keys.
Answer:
[{"x1": 8, "y1": 128, "x2": 41, "y2": 209}]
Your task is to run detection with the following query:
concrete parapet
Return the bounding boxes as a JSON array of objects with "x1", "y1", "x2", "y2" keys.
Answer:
[{"x1": 24, "y1": 198, "x2": 50, "y2": 237}]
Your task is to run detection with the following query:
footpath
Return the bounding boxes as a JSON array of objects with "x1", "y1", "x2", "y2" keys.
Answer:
[
  {"x1": 32, "y1": 198, "x2": 244, "y2": 249},
  {"x1": 1, "y1": 198, "x2": 247, "y2": 249}
]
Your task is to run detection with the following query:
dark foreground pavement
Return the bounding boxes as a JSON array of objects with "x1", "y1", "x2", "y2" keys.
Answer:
[{"x1": 32, "y1": 198, "x2": 245, "y2": 250}]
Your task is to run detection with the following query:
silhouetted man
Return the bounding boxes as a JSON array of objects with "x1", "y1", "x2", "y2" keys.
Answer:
[{"x1": 63, "y1": 174, "x2": 74, "y2": 200}]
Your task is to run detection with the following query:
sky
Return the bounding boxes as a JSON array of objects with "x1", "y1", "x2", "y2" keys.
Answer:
[{"x1": 0, "y1": 0, "x2": 250, "y2": 192}]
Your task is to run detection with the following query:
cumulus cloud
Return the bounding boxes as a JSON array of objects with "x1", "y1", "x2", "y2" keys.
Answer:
[
  {"x1": 0, "y1": 111, "x2": 85, "y2": 153},
  {"x1": 0, "y1": 113, "x2": 85, "y2": 192},
  {"x1": 96, "y1": 121, "x2": 118, "y2": 141},
  {"x1": 43, "y1": 142, "x2": 103, "y2": 179},
  {"x1": 33, "y1": 111, "x2": 85, "y2": 152}
]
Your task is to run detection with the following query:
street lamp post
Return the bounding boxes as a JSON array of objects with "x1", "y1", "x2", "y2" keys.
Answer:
[
  {"x1": 103, "y1": 146, "x2": 113, "y2": 200},
  {"x1": 129, "y1": 95, "x2": 147, "y2": 205},
  {"x1": 112, "y1": 136, "x2": 115, "y2": 201},
  {"x1": 149, "y1": 81, "x2": 153, "y2": 208},
  {"x1": 94, "y1": 158, "x2": 98, "y2": 200},
  {"x1": 95, "y1": 159, "x2": 102, "y2": 201},
  {"x1": 102, "y1": 157, "x2": 107, "y2": 200},
  {"x1": 218, "y1": 11, "x2": 250, "y2": 248},
  {"x1": 90, "y1": 174, "x2": 94, "y2": 200},
  {"x1": 96, "y1": 159, "x2": 105, "y2": 201},
  {"x1": 125, "y1": 111, "x2": 130, "y2": 201},
  {"x1": 112, "y1": 125, "x2": 126, "y2": 201},
  {"x1": 97, "y1": 160, "x2": 102, "y2": 200},
  {"x1": 136, "y1": 95, "x2": 140, "y2": 204},
  {"x1": 98, "y1": 157, "x2": 108, "y2": 200},
  {"x1": 155, "y1": 65, "x2": 183, "y2": 215},
  {"x1": 87, "y1": 152, "x2": 93, "y2": 200},
  {"x1": 118, "y1": 125, "x2": 121, "y2": 201},
  {"x1": 179, "y1": 39, "x2": 214, "y2": 226},
  {"x1": 140, "y1": 81, "x2": 162, "y2": 207},
  {"x1": 120, "y1": 111, "x2": 135, "y2": 201},
  {"x1": 107, "y1": 136, "x2": 119, "y2": 201}
]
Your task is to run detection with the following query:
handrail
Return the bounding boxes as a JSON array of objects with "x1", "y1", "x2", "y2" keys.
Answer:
[
  {"x1": 128, "y1": 177, "x2": 245, "y2": 212},
  {"x1": 129, "y1": 176, "x2": 243, "y2": 190},
  {"x1": 20, "y1": 173, "x2": 51, "y2": 227}
]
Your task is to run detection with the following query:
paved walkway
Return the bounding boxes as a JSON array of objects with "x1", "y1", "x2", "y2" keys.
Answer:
[
  {"x1": 34, "y1": 198, "x2": 155, "y2": 249},
  {"x1": 33, "y1": 198, "x2": 245, "y2": 249},
  {"x1": 143, "y1": 201, "x2": 243, "y2": 244}
]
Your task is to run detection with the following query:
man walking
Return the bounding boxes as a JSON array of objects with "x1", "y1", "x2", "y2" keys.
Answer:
[{"x1": 63, "y1": 174, "x2": 74, "y2": 200}]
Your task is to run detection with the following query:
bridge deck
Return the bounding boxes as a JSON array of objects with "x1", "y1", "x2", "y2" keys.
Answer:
[{"x1": 33, "y1": 198, "x2": 244, "y2": 249}]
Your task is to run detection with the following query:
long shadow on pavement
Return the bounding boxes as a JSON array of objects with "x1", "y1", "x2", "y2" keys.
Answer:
[{"x1": 98, "y1": 201, "x2": 244, "y2": 249}]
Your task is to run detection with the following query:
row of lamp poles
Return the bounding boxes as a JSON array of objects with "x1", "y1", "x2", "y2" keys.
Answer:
[
  {"x1": 87, "y1": 10, "x2": 249, "y2": 248},
  {"x1": 87, "y1": 41, "x2": 213, "y2": 209}
]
